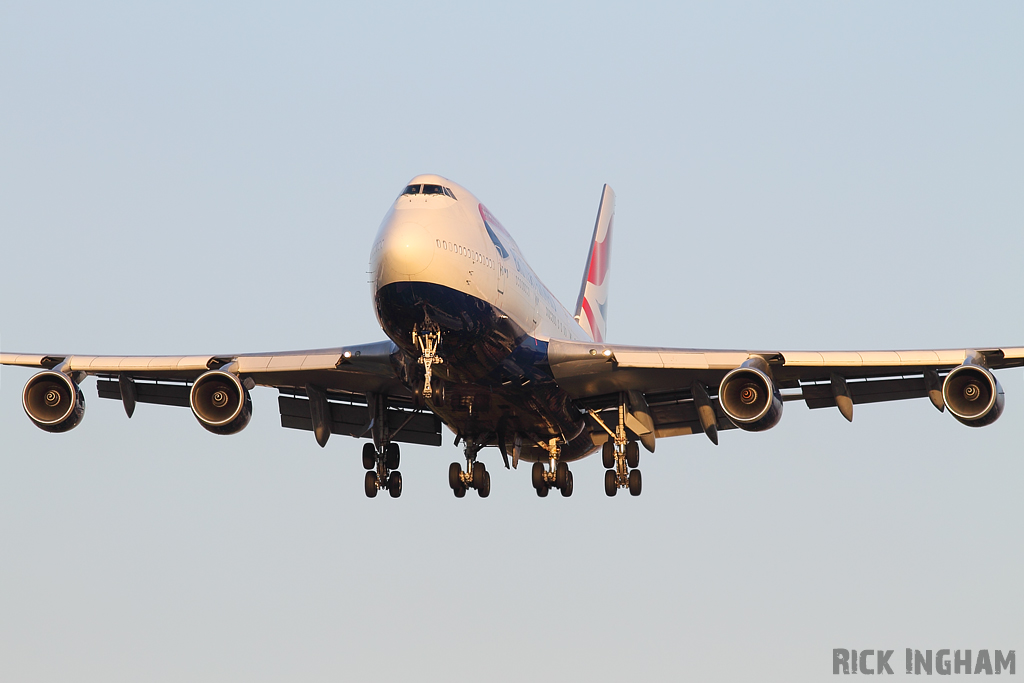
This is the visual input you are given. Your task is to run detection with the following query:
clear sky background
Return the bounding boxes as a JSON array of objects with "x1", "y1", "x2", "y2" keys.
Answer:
[{"x1": 1, "y1": 2, "x2": 1022, "y2": 681}]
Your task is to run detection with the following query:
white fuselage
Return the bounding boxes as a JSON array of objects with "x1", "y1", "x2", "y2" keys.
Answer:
[{"x1": 370, "y1": 174, "x2": 590, "y2": 345}]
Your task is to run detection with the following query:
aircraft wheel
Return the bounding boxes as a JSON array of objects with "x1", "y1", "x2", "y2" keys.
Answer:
[
  {"x1": 531, "y1": 462, "x2": 545, "y2": 489},
  {"x1": 448, "y1": 462, "x2": 462, "y2": 490},
  {"x1": 555, "y1": 462, "x2": 569, "y2": 489},
  {"x1": 473, "y1": 462, "x2": 487, "y2": 489},
  {"x1": 628, "y1": 469, "x2": 642, "y2": 496},
  {"x1": 362, "y1": 442, "x2": 376, "y2": 470},
  {"x1": 388, "y1": 471, "x2": 402, "y2": 498},
  {"x1": 430, "y1": 377, "x2": 445, "y2": 406},
  {"x1": 364, "y1": 471, "x2": 379, "y2": 498},
  {"x1": 626, "y1": 441, "x2": 640, "y2": 469},
  {"x1": 536, "y1": 483, "x2": 549, "y2": 497},
  {"x1": 604, "y1": 470, "x2": 617, "y2": 497},
  {"x1": 478, "y1": 471, "x2": 491, "y2": 498},
  {"x1": 560, "y1": 470, "x2": 573, "y2": 497},
  {"x1": 385, "y1": 443, "x2": 400, "y2": 470},
  {"x1": 454, "y1": 485, "x2": 466, "y2": 498},
  {"x1": 601, "y1": 441, "x2": 615, "y2": 469}
]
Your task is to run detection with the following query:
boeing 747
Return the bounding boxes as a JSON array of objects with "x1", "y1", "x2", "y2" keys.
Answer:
[{"x1": 4, "y1": 175, "x2": 1021, "y2": 498}]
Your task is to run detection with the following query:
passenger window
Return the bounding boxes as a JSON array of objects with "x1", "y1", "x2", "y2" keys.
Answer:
[
  {"x1": 422, "y1": 184, "x2": 445, "y2": 195},
  {"x1": 402, "y1": 184, "x2": 421, "y2": 195}
]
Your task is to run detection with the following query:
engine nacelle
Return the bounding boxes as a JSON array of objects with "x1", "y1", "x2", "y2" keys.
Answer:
[
  {"x1": 942, "y1": 363, "x2": 1004, "y2": 427},
  {"x1": 190, "y1": 370, "x2": 252, "y2": 435},
  {"x1": 718, "y1": 363, "x2": 783, "y2": 432},
  {"x1": 22, "y1": 371, "x2": 86, "y2": 433}
]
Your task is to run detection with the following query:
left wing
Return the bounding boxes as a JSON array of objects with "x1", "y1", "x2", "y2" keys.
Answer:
[
  {"x1": 2, "y1": 341, "x2": 441, "y2": 447},
  {"x1": 548, "y1": 340, "x2": 1024, "y2": 448}
]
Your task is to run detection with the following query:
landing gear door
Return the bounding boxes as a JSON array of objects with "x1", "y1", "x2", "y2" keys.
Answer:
[{"x1": 496, "y1": 249, "x2": 507, "y2": 295}]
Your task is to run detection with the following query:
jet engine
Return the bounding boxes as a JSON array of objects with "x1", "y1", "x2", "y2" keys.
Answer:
[
  {"x1": 942, "y1": 363, "x2": 1004, "y2": 427},
  {"x1": 190, "y1": 370, "x2": 252, "y2": 435},
  {"x1": 718, "y1": 361, "x2": 783, "y2": 432},
  {"x1": 22, "y1": 370, "x2": 86, "y2": 433}
]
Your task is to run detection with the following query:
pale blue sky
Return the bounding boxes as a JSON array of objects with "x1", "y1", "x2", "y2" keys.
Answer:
[{"x1": 2, "y1": 3, "x2": 1022, "y2": 681}]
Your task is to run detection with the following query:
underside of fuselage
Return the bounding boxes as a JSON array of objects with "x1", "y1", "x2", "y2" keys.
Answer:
[{"x1": 374, "y1": 280, "x2": 595, "y2": 462}]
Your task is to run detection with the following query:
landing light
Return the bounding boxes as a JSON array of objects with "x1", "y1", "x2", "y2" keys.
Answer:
[
  {"x1": 343, "y1": 351, "x2": 353, "y2": 359},
  {"x1": 602, "y1": 349, "x2": 612, "y2": 357}
]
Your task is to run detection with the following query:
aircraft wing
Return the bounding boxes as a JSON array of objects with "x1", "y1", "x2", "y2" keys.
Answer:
[
  {"x1": 547, "y1": 339, "x2": 1024, "y2": 445},
  {"x1": 1, "y1": 342, "x2": 442, "y2": 447}
]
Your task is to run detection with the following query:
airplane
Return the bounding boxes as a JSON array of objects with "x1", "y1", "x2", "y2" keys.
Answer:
[{"x1": 3, "y1": 174, "x2": 1022, "y2": 500}]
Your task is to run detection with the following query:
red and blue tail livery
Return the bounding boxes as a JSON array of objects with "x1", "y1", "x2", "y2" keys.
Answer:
[{"x1": 574, "y1": 184, "x2": 614, "y2": 342}]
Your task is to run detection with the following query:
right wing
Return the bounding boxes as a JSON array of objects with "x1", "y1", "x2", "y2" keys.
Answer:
[{"x1": 1, "y1": 341, "x2": 441, "y2": 447}]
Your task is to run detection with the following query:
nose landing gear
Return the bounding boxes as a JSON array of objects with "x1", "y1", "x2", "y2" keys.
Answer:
[
  {"x1": 363, "y1": 441, "x2": 403, "y2": 498},
  {"x1": 412, "y1": 318, "x2": 444, "y2": 400},
  {"x1": 531, "y1": 438, "x2": 574, "y2": 497}
]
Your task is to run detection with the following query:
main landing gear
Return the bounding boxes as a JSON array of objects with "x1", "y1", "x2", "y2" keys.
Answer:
[
  {"x1": 449, "y1": 439, "x2": 490, "y2": 498},
  {"x1": 592, "y1": 393, "x2": 642, "y2": 497},
  {"x1": 602, "y1": 440, "x2": 641, "y2": 497},
  {"x1": 363, "y1": 441, "x2": 403, "y2": 499},
  {"x1": 532, "y1": 438, "x2": 574, "y2": 498}
]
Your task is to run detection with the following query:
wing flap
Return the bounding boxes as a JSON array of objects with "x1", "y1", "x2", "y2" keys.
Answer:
[
  {"x1": 278, "y1": 394, "x2": 441, "y2": 446},
  {"x1": 649, "y1": 399, "x2": 738, "y2": 439},
  {"x1": 800, "y1": 376, "x2": 930, "y2": 410},
  {"x1": 585, "y1": 389, "x2": 738, "y2": 442},
  {"x1": 96, "y1": 378, "x2": 192, "y2": 408}
]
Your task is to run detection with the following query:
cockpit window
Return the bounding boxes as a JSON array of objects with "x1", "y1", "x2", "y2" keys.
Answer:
[{"x1": 401, "y1": 183, "x2": 457, "y2": 200}]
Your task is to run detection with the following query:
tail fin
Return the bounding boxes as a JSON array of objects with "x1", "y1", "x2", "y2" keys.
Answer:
[{"x1": 574, "y1": 184, "x2": 615, "y2": 342}]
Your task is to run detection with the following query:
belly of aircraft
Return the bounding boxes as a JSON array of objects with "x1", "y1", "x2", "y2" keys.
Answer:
[
  {"x1": 374, "y1": 281, "x2": 590, "y2": 454},
  {"x1": 375, "y1": 281, "x2": 521, "y2": 381}
]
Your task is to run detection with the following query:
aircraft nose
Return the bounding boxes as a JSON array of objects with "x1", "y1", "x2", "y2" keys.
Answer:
[{"x1": 381, "y1": 220, "x2": 434, "y2": 276}]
